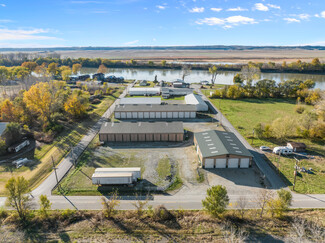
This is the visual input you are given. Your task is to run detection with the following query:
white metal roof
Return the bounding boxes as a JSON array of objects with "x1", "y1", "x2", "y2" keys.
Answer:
[
  {"x1": 119, "y1": 97, "x2": 161, "y2": 105},
  {"x1": 92, "y1": 172, "x2": 133, "y2": 178},
  {"x1": 129, "y1": 87, "x2": 161, "y2": 92},
  {"x1": 185, "y1": 94, "x2": 209, "y2": 111},
  {"x1": 95, "y1": 168, "x2": 141, "y2": 172}
]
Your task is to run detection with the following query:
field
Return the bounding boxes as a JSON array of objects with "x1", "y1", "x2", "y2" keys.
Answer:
[
  {"x1": 208, "y1": 97, "x2": 325, "y2": 193},
  {"x1": 1, "y1": 209, "x2": 324, "y2": 242},
  {"x1": 0, "y1": 87, "x2": 125, "y2": 195},
  {"x1": 56, "y1": 49, "x2": 325, "y2": 63}
]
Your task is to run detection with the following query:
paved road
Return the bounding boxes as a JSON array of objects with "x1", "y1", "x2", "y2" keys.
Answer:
[
  {"x1": 195, "y1": 86, "x2": 286, "y2": 189},
  {"x1": 31, "y1": 82, "x2": 134, "y2": 196}
]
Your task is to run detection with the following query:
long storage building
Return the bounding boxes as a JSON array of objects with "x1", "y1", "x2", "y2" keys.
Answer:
[
  {"x1": 129, "y1": 87, "x2": 161, "y2": 96},
  {"x1": 119, "y1": 97, "x2": 162, "y2": 105},
  {"x1": 92, "y1": 173, "x2": 133, "y2": 185},
  {"x1": 114, "y1": 104, "x2": 197, "y2": 119},
  {"x1": 194, "y1": 130, "x2": 253, "y2": 169},
  {"x1": 94, "y1": 168, "x2": 141, "y2": 182},
  {"x1": 99, "y1": 121, "x2": 184, "y2": 142}
]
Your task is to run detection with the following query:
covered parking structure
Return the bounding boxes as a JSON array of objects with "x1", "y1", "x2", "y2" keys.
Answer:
[
  {"x1": 114, "y1": 104, "x2": 197, "y2": 120},
  {"x1": 194, "y1": 130, "x2": 253, "y2": 169},
  {"x1": 99, "y1": 121, "x2": 184, "y2": 142}
]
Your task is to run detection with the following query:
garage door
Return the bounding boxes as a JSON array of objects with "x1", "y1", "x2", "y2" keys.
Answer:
[
  {"x1": 126, "y1": 112, "x2": 132, "y2": 119},
  {"x1": 215, "y1": 159, "x2": 227, "y2": 168},
  {"x1": 132, "y1": 112, "x2": 138, "y2": 119},
  {"x1": 121, "y1": 112, "x2": 126, "y2": 119},
  {"x1": 144, "y1": 112, "x2": 149, "y2": 118},
  {"x1": 228, "y1": 158, "x2": 239, "y2": 168},
  {"x1": 179, "y1": 112, "x2": 184, "y2": 118},
  {"x1": 156, "y1": 112, "x2": 161, "y2": 119},
  {"x1": 167, "y1": 112, "x2": 173, "y2": 118},
  {"x1": 185, "y1": 112, "x2": 190, "y2": 118},
  {"x1": 149, "y1": 112, "x2": 155, "y2": 118},
  {"x1": 204, "y1": 159, "x2": 214, "y2": 168},
  {"x1": 161, "y1": 112, "x2": 167, "y2": 118},
  {"x1": 172, "y1": 112, "x2": 178, "y2": 119},
  {"x1": 138, "y1": 112, "x2": 143, "y2": 119},
  {"x1": 240, "y1": 158, "x2": 250, "y2": 168},
  {"x1": 115, "y1": 112, "x2": 121, "y2": 119}
]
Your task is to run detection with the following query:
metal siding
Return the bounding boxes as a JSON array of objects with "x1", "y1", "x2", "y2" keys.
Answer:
[
  {"x1": 215, "y1": 158, "x2": 227, "y2": 168},
  {"x1": 146, "y1": 133, "x2": 153, "y2": 141},
  {"x1": 132, "y1": 112, "x2": 138, "y2": 118},
  {"x1": 115, "y1": 134, "x2": 123, "y2": 142},
  {"x1": 179, "y1": 111, "x2": 184, "y2": 118},
  {"x1": 228, "y1": 158, "x2": 239, "y2": 168},
  {"x1": 138, "y1": 134, "x2": 146, "y2": 141},
  {"x1": 176, "y1": 134, "x2": 183, "y2": 141},
  {"x1": 190, "y1": 112, "x2": 196, "y2": 118},
  {"x1": 130, "y1": 134, "x2": 138, "y2": 141},
  {"x1": 161, "y1": 134, "x2": 168, "y2": 141},
  {"x1": 240, "y1": 158, "x2": 250, "y2": 168},
  {"x1": 126, "y1": 112, "x2": 132, "y2": 119},
  {"x1": 204, "y1": 159, "x2": 214, "y2": 168},
  {"x1": 107, "y1": 134, "x2": 115, "y2": 142},
  {"x1": 172, "y1": 112, "x2": 179, "y2": 119},
  {"x1": 154, "y1": 133, "x2": 160, "y2": 141},
  {"x1": 169, "y1": 134, "x2": 176, "y2": 141},
  {"x1": 115, "y1": 112, "x2": 121, "y2": 119},
  {"x1": 123, "y1": 134, "x2": 130, "y2": 142},
  {"x1": 167, "y1": 112, "x2": 173, "y2": 118},
  {"x1": 121, "y1": 112, "x2": 126, "y2": 119}
]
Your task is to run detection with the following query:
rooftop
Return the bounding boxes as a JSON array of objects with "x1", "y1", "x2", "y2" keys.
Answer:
[
  {"x1": 115, "y1": 104, "x2": 196, "y2": 112},
  {"x1": 195, "y1": 130, "x2": 252, "y2": 158},
  {"x1": 92, "y1": 172, "x2": 133, "y2": 178},
  {"x1": 95, "y1": 167, "x2": 141, "y2": 172},
  {"x1": 119, "y1": 97, "x2": 161, "y2": 105},
  {"x1": 0, "y1": 122, "x2": 8, "y2": 136},
  {"x1": 99, "y1": 121, "x2": 184, "y2": 134}
]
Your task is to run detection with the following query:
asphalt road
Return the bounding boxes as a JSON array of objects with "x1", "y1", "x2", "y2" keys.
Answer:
[
  {"x1": 31, "y1": 82, "x2": 134, "y2": 196},
  {"x1": 195, "y1": 86, "x2": 286, "y2": 189}
]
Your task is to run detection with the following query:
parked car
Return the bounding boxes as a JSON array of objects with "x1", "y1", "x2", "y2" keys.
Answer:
[
  {"x1": 12, "y1": 158, "x2": 29, "y2": 168},
  {"x1": 260, "y1": 146, "x2": 270, "y2": 151},
  {"x1": 273, "y1": 146, "x2": 293, "y2": 155}
]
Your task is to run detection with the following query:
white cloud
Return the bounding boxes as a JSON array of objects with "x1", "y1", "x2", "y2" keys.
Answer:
[
  {"x1": 156, "y1": 5, "x2": 166, "y2": 10},
  {"x1": 0, "y1": 19, "x2": 12, "y2": 23},
  {"x1": 283, "y1": 18, "x2": 300, "y2": 23},
  {"x1": 210, "y1": 8, "x2": 222, "y2": 12},
  {"x1": 321, "y1": 11, "x2": 325, "y2": 18},
  {"x1": 124, "y1": 40, "x2": 139, "y2": 45},
  {"x1": 227, "y1": 7, "x2": 247, "y2": 12},
  {"x1": 267, "y1": 4, "x2": 280, "y2": 10},
  {"x1": 0, "y1": 3, "x2": 6, "y2": 7},
  {"x1": 0, "y1": 28, "x2": 59, "y2": 41},
  {"x1": 254, "y1": 3, "x2": 269, "y2": 11},
  {"x1": 196, "y1": 15, "x2": 257, "y2": 28},
  {"x1": 189, "y1": 7, "x2": 204, "y2": 13},
  {"x1": 298, "y1": 14, "x2": 310, "y2": 20},
  {"x1": 315, "y1": 14, "x2": 320, "y2": 18}
]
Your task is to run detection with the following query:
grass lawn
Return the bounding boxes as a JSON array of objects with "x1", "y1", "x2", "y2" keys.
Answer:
[
  {"x1": 156, "y1": 157, "x2": 171, "y2": 186},
  {"x1": 0, "y1": 87, "x2": 124, "y2": 195},
  {"x1": 207, "y1": 96, "x2": 325, "y2": 194},
  {"x1": 53, "y1": 136, "x2": 145, "y2": 196}
]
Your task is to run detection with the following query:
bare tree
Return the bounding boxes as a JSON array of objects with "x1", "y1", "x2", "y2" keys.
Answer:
[
  {"x1": 132, "y1": 193, "x2": 149, "y2": 217},
  {"x1": 101, "y1": 192, "x2": 120, "y2": 218},
  {"x1": 181, "y1": 65, "x2": 191, "y2": 81},
  {"x1": 236, "y1": 196, "x2": 248, "y2": 219},
  {"x1": 256, "y1": 189, "x2": 274, "y2": 218}
]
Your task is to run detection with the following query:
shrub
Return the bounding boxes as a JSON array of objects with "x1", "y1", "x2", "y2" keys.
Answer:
[
  {"x1": 153, "y1": 205, "x2": 173, "y2": 221},
  {"x1": 101, "y1": 192, "x2": 120, "y2": 218},
  {"x1": 295, "y1": 105, "x2": 305, "y2": 114},
  {"x1": 0, "y1": 207, "x2": 8, "y2": 219},
  {"x1": 60, "y1": 209, "x2": 76, "y2": 220}
]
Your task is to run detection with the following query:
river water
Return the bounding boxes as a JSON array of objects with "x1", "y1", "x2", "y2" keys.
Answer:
[{"x1": 81, "y1": 67, "x2": 325, "y2": 89}]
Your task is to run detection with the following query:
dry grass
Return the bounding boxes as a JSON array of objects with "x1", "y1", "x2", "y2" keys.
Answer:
[{"x1": 1, "y1": 209, "x2": 324, "y2": 242}]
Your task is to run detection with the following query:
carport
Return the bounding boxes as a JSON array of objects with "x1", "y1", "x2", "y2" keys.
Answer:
[{"x1": 194, "y1": 130, "x2": 253, "y2": 169}]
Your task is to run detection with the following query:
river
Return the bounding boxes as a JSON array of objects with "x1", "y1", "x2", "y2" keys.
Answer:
[{"x1": 80, "y1": 67, "x2": 325, "y2": 89}]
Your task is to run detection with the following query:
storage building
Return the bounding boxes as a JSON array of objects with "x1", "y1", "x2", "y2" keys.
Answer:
[
  {"x1": 185, "y1": 94, "x2": 209, "y2": 112},
  {"x1": 114, "y1": 104, "x2": 196, "y2": 119},
  {"x1": 194, "y1": 130, "x2": 253, "y2": 169},
  {"x1": 94, "y1": 167, "x2": 141, "y2": 182},
  {"x1": 92, "y1": 173, "x2": 133, "y2": 185},
  {"x1": 287, "y1": 142, "x2": 306, "y2": 152},
  {"x1": 129, "y1": 87, "x2": 161, "y2": 96},
  {"x1": 99, "y1": 121, "x2": 184, "y2": 142},
  {"x1": 119, "y1": 97, "x2": 162, "y2": 105}
]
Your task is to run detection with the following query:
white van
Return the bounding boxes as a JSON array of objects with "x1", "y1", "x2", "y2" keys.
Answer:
[{"x1": 273, "y1": 146, "x2": 293, "y2": 155}]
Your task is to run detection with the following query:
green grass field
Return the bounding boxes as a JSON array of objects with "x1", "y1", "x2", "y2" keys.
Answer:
[{"x1": 207, "y1": 97, "x2": 325, "y2": 194}]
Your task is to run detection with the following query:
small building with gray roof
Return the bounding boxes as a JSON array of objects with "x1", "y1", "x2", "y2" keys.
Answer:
[
  {"x1": 99, "y1": 121, "x2": 184, "y2": 142},
  {"x1": 114, "y1": 104, "x2": 196, "y2": 120},
  {"x1": 194, "y1": 130, "x2": 253, "y2": 169}
]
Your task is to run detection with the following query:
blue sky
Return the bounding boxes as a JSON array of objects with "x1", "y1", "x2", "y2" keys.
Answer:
[{"x1": 0, "y1": 0, "x2": 325, "y2": 47}]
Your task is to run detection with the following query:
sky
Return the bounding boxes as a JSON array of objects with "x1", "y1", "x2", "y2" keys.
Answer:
[{"x1": 0, "y1": 0, "x2": 325, "y2": 47}]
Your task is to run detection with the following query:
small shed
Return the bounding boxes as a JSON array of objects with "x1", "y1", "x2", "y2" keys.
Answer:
[{"x1": 287, "y1": 142, "x2": 307, "y2": 152}]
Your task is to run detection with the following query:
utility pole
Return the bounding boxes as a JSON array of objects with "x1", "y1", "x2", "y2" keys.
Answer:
[
  {"x1": 70, "y1": 145, "x2": 76, "y2": 168},
  {"x1": 293, "y1": 157, "x2": 299, "y2": 191},
  {"x1": 251, "y1": 129, "x2": 255, "y2": 145},
  {"x1": 52, "y1": 156, "x2": 61, "y2": 191},
  {"x1": 277, "y1": 150, "x2": 281, "y2": 172}
]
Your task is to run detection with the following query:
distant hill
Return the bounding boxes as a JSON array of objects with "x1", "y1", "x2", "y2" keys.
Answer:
[{"x1": 1, "y1": 45, "x2": 325, "y2": 52}]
